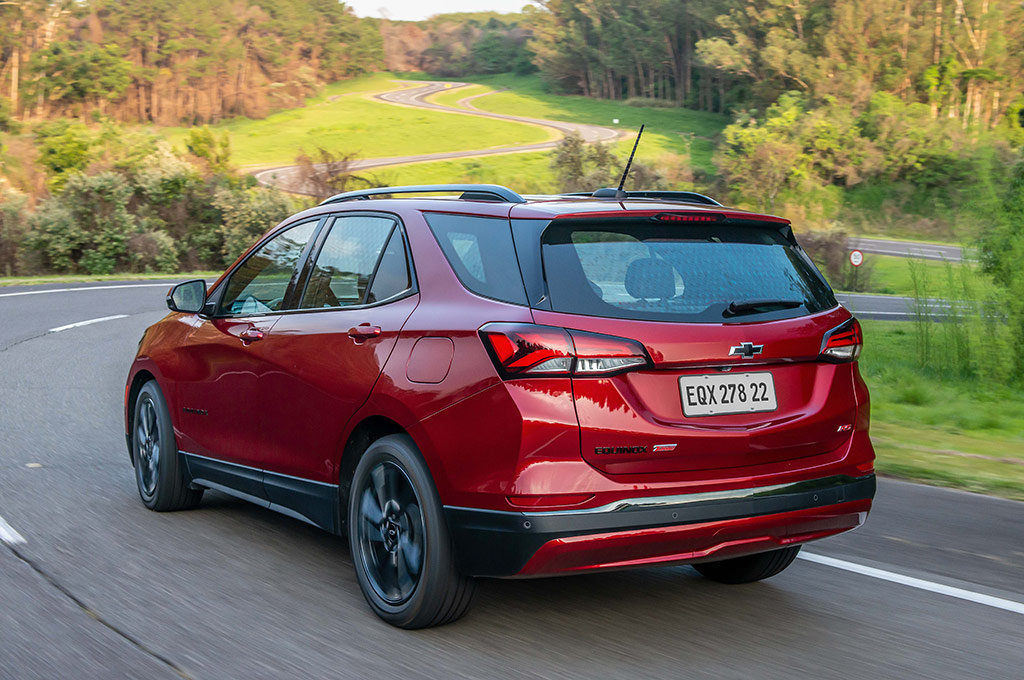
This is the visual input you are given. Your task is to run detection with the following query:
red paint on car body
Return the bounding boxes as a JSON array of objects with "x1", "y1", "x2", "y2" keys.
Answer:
[{"x1": 126, "y1": 194, "x2": 874, "y2": 579}]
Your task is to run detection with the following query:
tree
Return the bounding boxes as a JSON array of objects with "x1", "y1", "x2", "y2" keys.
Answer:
[
  {"x1": 294, "y1": 146, "x2": 379, "y2": 202},
  {"x1": 26, "y1": 41, "x2": 132, "y2": 117}
]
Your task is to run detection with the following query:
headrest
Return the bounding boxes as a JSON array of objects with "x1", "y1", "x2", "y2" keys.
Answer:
[{"x1": 625, "y1": 257, "x2": 675, "y2": 300}]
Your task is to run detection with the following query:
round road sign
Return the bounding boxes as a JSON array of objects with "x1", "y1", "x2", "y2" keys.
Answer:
[{"x1": 849, "y1": 249, "x2": 864, "y2": 267}]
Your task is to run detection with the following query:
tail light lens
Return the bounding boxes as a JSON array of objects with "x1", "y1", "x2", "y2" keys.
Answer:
[
  {"x1": 820, "y1": 318, "x2": 862, "y2": 363},
  {"x1": 479, "y1": 323, "x2": 650, "y2": 378}
]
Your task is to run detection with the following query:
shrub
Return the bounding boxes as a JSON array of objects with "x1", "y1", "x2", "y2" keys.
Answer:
[
  {"x1": 214, "y1": 187, "x2": 295, "y2": 264},
  {"x1": 27, "y1": 171, "x2": 136, "y2": 273},
  {"x1": 128, "y1": 229, "x2": 179, "y2": 273},
  {"x1": 0, "y1": 188, "x2": 30, "y2": 276}
]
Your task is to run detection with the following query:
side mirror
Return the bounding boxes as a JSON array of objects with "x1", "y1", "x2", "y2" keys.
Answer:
[{"x1": 166, "y1": 279, "x2": 207, "y2": 314}]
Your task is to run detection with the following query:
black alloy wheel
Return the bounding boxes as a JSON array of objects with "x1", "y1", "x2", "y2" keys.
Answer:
[
  {"x1": 348, "y1": 434, "x2": 474, "y2": 628},
  {"x1": 133, "y1": 380, "x2": 203, "y2": 511},
  {"x1": 356, "y1": 460, "x2": 425, "y2": 605}
]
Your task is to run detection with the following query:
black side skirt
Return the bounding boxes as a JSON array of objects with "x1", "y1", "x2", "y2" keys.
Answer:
[{"x1": 182, "y1": 452, "x2": 339, "y2": 534}]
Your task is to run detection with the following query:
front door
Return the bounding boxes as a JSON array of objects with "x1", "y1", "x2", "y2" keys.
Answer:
[{"x1": 177, "y1": 218, "x2": 321, "y2": 481}]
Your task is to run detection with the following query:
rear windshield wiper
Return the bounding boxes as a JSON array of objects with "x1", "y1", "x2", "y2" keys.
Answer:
[{"x1": 723, "y1": 298, "x2": 804, "y2": 318}]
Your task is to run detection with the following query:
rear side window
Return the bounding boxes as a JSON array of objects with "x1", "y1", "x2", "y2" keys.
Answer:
[
  {"x1": 300, "y1": 215, "x2": 409, "y2": 309},
  {"x1": 541, "y1": 222, "x2": 836, "y2": 323},
  {"x1": 424, "y1": 213, "x2": 527, "y2": 305}
]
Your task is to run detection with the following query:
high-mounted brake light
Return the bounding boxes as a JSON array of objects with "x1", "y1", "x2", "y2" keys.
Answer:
[
  {"x1": 656, "y1": 213, "x2": 723, "y2": 223},
  {"x1": 820, "y1": 318, "x2": 862, "y2": 363},
  {"x1": 479, "y1": 323, "x2": 650, "y2": 378}
]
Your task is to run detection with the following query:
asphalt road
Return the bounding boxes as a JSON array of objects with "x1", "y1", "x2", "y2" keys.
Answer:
[
  {"x1": 848, "y1": 237, "x2": 964, "y2": 262},
  {"x1": 253, "y1": 81, "x2": 620, "y2": 195},
  {"x1": 835, "y1": 293, "x2": 954, "y2": 321},
  {"x1": 1, "y1": 282, "x2": 1021, "y2": 679}
]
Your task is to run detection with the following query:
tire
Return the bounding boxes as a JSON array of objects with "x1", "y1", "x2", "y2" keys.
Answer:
[
  {"x1": 132, "y1": 380, "x2": 203, "y2": 511},
  {"x1": 347, "y1": 434, "x2": 475, "y2": 628},
  {"x1": 693, "y1": 546, "x2": 801, "y2": 584}
]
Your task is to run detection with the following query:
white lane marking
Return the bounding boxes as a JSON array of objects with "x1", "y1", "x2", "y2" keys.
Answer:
[
  {"x1": 800, "y1": 552, "x2": 1024, "y2": 616},
  {"x1": 0, "y1": 514, "x2": 26, "y2": 546},
  {"x1": 0, "y1": 283, "x2": 171, "y2": 299},
  {"x1": 48, "y1": 314, "x2": 128, "y2": 333}
]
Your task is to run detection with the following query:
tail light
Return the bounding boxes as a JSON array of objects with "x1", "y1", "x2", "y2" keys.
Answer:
[
  {"x1": 479, "y1": 323, "x2": 651, "y2": 378},
  {"x1": 820, "y1": 318, "x2": 862, "y2": 363}
]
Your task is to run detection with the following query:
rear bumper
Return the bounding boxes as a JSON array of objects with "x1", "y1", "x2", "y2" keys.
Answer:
[{"x1": 445, "y1": 474, "x2": 875, "y2": 577}]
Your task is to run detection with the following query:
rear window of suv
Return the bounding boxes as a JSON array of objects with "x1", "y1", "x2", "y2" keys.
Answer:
[{"x1": 540, "y1": 221, "x2": 836, "y2": 323}]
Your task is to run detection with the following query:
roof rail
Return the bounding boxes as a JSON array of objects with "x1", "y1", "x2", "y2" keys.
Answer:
[
  {"x1": 319, "y1": 184, "x2": 526, "y2": 205},
  {"x1": 561, "y1": 190, "x2": 722, "y2": 206}
]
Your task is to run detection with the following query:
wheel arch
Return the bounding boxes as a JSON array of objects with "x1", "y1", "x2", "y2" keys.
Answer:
[
  {"x1": 125, "y1": 368, "x2": 158, "y2": 465},
  {"x1": 337, "y1": 415, "x2": 408, "y2": 533}
]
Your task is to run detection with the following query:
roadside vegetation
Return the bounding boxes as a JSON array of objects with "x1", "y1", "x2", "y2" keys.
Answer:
[
  {"x1": 861, "y1": 320, "x2": 1024, "y2": 500},
  {"x1": 0, "y1": 271, "x2": 220, "y2": 288}
]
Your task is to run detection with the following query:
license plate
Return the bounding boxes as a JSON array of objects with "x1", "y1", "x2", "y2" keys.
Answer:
[{"x1": 679, "y1": 372, "x2": 777, "y2": 417}]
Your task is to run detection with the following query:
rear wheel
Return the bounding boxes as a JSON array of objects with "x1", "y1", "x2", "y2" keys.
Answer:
[
  {"x1": 693, "y1": 546, "x2": 801, "y2": 584},
  {"x1": 133, "y1": 380, "x2": 203, "y2": 511},
  {"x1": 348, "y1": 434, "x2": 474, "y2": 628}
]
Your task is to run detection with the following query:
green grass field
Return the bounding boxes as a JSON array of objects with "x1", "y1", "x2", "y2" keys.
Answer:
[
  {"x1": 428, "y1": 83, "x2": 493, "y2": 109},
  {"x1": 376, "y1": 135, "x2": 699, "y2": 195},
  {"x1": 853, "y1": 254, "x2": 961, "y2": 296},
  {"x1": 421, "y1": 74, "x2": 727, "y2": 175},
  {"x1": 375, "y1": 150, "x2": 561, "y2": 194},
  {"x1": 859, "y1": 320, "x2": 1024, "y2": 499},
  {"x1": 376, "y1": 75, "x2": 727, "y2": 194},
  {"x1": 159, "y1": 73, "x2": 549, "y2": 167}
]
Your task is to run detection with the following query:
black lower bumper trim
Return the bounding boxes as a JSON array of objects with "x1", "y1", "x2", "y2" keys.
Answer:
[{"x1": 444, "y1": 474, "x2": 875, "y2": 577}]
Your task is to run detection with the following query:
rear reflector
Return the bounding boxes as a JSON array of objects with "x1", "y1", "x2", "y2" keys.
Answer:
[
  {"x1": 820, "y1": 318, "x2": 862, "y2": 363},
  {"x1": 506, "y1": 493, "x2": 594, "y2": 508},
  {"x1": 479, "y1": 323, "x2": 651, "y2": 378}
]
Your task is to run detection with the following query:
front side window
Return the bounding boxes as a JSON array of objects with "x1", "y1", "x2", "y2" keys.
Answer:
[
  {"x1": 299, "y1": 215, "x2": 410, "y2": 309},
  {"x1": 219, "y1": 220, "x2": 319, "y2": 316}
]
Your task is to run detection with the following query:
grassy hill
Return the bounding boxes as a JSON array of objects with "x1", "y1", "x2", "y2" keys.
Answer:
[
  {"x1": 375, "y1": 74, "x2": 727, "y2": 194},
  {"x1": 159, "y1": 73, "x2": 550, "y2": 168}
]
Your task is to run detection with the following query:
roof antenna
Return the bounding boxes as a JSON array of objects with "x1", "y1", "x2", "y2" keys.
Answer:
[{"x1": 593, "y1": 123, "x2": 644, "y2": 199}]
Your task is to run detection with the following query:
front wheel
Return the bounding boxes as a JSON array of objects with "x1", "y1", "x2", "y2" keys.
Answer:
[
  {"x1": 133, "y1": 380, "x2": 203, "y2": 511},
  {"x1": 693, "y1": 546, "x2": 801, "y2": 584},
  {"x1": 348, "y1": 434, "x2": 474, "y2": 628}
]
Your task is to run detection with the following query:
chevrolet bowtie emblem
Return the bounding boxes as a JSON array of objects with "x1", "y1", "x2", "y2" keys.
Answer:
[{"x1": 729, "y1": 342, "x2": 764, "y2": 359}]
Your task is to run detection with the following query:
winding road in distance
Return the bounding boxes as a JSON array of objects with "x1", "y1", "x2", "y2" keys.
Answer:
[
  {"x1": 252, "y1": 81, "x2": 621, "y2": 194},
  {"x1": 252, "y1": 81, "x2": 966, "y2": 266}
]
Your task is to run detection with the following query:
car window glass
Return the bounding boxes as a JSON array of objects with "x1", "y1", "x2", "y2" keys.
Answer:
[
  {"x1": 219, "y1": 220, "x2": 318, "y2": 316},
  {"x1": 423, "y1": 213, "x2": 528, "y2": 305},
  {"x1": 300, "y1": 215, "x2": 398, "y2": 309},
  {"x1": 367, "y1": 228, "x2": 412, "y2": 304},
  {"x1": 541, "y1": 222, "x2": 836, "y2": 323}
]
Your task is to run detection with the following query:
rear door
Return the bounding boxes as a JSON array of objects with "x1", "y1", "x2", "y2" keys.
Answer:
[
  {"x1": 257, "y1": 213, "x2": 418, "y2": 487},
  {"x1": 528, "y1": 215, "x2": 858, "y2": 476}
]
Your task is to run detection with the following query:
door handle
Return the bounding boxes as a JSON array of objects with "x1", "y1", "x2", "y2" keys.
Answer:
[
  {"x1": 239, "y1": 328, "x2": 265, "y2": 344},
  {"x1": 348, "y1": 324, "x2": 382, "y2": 340}
]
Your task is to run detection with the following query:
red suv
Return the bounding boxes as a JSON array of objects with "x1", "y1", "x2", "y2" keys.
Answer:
[{"x1": 126, "y1": 184, "x2": 874, "y2": 628}]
